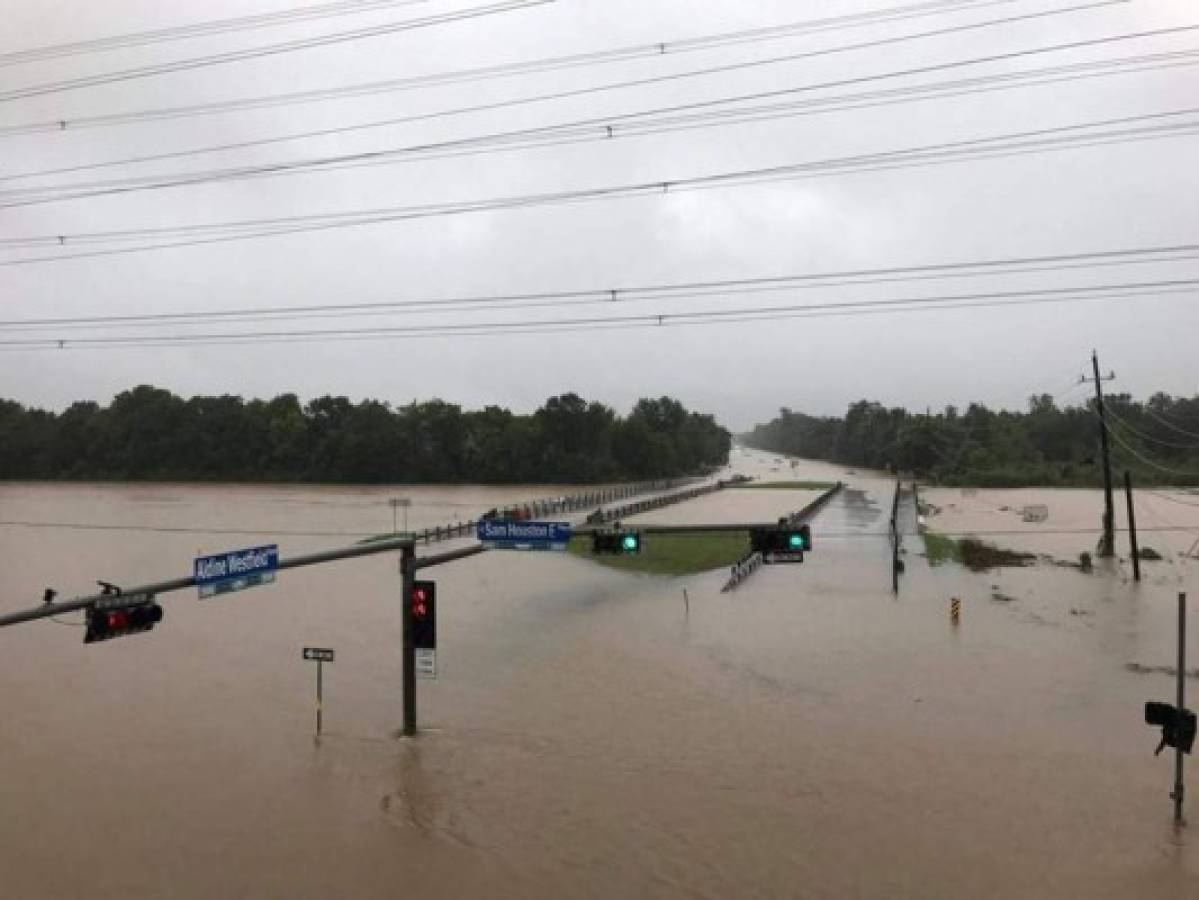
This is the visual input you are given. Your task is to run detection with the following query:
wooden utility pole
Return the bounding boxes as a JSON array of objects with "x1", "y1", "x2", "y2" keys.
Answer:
[
  {"x1": 1082, "y1": 351, "x2": 1117, "y2": 557},
  {"x1": 1125, "y1": 470, "x2": 1141, "y2": 582}
]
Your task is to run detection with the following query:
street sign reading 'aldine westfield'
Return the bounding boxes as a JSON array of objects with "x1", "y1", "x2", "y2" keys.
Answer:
[{"x1": 194, "y1": 545, "x2": 279, "y2": 599}]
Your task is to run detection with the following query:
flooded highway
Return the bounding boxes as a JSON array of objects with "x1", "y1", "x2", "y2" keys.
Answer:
[{"x1": 1, "y1": 454, "x2": 1197, "y2": 898}]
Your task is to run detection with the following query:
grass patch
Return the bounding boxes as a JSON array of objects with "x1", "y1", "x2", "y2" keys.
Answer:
[
  {"x1": 568, "y1": 531, "x2": 750, "y2": 576},
  {"x1": 921, "y1": 531, "x2": 1035, "y2": 571},
  {"x1": 922, "y1": 531, "x2": 962, "y2": 566},
  {"x1": 730, "y1": 480, "x2": 836, "y2": 490}
]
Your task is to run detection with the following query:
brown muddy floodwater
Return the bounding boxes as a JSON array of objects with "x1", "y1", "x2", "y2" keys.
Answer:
[{"x1": 1, "y1": 455, "x2": 1198, "y2": 899}]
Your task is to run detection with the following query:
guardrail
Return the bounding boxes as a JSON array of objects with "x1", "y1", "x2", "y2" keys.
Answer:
[
  {"x1": 381, "y1": 477, "x2": 708, "y2": 547},
  {"x1": 722, "y1": 551, "x2": 764, "y2": 592},
  {"x1": 586, "y1": 480, "x2": 723, "y2": 525}
]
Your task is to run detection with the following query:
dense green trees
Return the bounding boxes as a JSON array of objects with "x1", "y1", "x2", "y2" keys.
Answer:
[
  {"x1": 0, "y1": 386, "x2": 730, "y2": 483},
  {"x1": 746, "y1": 393, "x2": 1199, "y2": 487}
]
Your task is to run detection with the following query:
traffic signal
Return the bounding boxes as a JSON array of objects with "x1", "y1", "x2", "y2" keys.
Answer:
[
  {"x1": 84, "y1": 596, "x2": 163, "y2": 644},
  {"x1": 750, "y1": 524, "x2": 812, "y2": 555},
  {"x1": 411, "y1": 580, "x2": 436, "y2": 650},
  {"x1": 591, "y1": 530, "x2": 642, "y2": 554},
  {"x1": 1145, "y1": 701, "x2": 1196, "y2": 755}
]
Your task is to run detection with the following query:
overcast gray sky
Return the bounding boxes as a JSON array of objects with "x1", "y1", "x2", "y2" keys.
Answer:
[{"x1": 0, "y1": 0, "x2": 1195, "y2": 431}]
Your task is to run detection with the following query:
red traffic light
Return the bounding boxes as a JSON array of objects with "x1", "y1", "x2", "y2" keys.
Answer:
[
  {"x1": 84, "y1": 597, "x2": 163, "y2": 644},
  {"x1": 412, "y1": 586, "x2": 430, "y2": 619},
  {"x1": 410, "y1": 580, "x2": 436, "y2": 650}
]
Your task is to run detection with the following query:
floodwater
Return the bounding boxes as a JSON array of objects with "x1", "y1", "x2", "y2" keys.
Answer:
[{"x1": 1, "y1": 456, "x2": 1197, "y2": 899}]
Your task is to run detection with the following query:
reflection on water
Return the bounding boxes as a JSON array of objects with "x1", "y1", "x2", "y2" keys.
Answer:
[{"x1": 1, "y1": 454, "x2": 1197, "y2": 898}]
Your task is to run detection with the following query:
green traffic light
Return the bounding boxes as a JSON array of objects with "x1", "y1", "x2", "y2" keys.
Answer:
[
  {"x1": 621, "y1": 534, "x2": 640, "y2": 552},
  {"x1": 788, "y1": 533, "x2": 805, "y2": 550}
]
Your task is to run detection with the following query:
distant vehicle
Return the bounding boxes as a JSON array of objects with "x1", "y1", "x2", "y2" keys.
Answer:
[
  {"x1": 1021, "y1": 504, "x2": 1049, "y2": 523},
  {"x1": 717, "y1": 474, "x2": 752, "y2": 487},
  {"x1": 585, "y1": 509, "x2": 605, "y2": 524}
]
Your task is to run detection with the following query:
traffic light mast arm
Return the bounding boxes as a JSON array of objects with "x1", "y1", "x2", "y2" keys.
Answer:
[{"x1": 0, "y1": 535, "x2": 420, "y2": 630}]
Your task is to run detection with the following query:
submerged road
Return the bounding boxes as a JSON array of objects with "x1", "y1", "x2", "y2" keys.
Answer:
[{"x1": 0, "y1": 455, "x2": 1195, "y2": 898}]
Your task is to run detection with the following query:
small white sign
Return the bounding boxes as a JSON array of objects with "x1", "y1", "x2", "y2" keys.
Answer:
[{"x1": 415, "y1": 648, "x2": 437, "y2": 680}]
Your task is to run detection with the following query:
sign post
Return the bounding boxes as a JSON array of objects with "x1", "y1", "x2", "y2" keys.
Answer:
[
  {"x1": 390, "y1": 497, "x2": 411, "y2": 534},
  {"x1": 302, "y1": 647, "x2": 335, "y2": 737}
]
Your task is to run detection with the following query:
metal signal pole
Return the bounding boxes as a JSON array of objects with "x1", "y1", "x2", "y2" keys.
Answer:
[
  {"x1": 401, "y1": 545, "x2": 417, "y2": 737},
  {"x1": 1174, "y1": 592, "x2": 1187, "y2": 825}
]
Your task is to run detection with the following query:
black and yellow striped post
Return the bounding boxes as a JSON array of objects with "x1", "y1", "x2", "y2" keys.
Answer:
[{"x1": 950, "y1": 597, "x2": 962, "y2": 625}]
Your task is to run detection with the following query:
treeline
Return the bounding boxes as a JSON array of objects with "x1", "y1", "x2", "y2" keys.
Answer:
[
  {"x1": 745, "y1": 393, "x2": 1199, "y2": 487},
  {"x1": 0, "y1": 386, "x2": 730, "y2": 484}
]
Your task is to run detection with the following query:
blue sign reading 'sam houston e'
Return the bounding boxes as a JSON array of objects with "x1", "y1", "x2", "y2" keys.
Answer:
[{"x1": 477, "y1": 520, "x2": 572, "y2": 549}]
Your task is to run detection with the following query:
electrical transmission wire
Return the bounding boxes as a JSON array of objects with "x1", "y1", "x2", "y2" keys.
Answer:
[
  {"x1": 7, "y1": 38, "x2": 1199, "y2": 209},
  {"x1": 1105, "y1": 406, "x2": 1199, "y2": 449},
  {"x1": 0, "y1": 0, "x2": 439, "y2": 68},
  {"x1": 3, "y1": 258, "x2": 1199, "y2": 333},
  {"x1": 1143, "y1": 405, "x2": 1199, "y2": 440},
  {"x1": 3, "y1": 243, "x2": 1198, "y2": 333},
  {"x1": 1, "y1": 5, "x2": 1169, "y2": 191},
  {"x1": 0, "y1": 0, "x2": 553, "y2": 104},
  {"x1": 0, "y1": 0, "x2": 1106, "y2": 136},
  {"x1": 2, "y1": 107, "x2": 1198, "y2": 265},
  {"x1": 3, "y1": 280, "x2": 1197, "y2": 352},
  {"x1": 1106, "y1": 417, "x2": 1199, "y2": 478}
]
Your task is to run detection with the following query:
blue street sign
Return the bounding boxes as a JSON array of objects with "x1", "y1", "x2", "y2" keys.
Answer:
[
  {"x1": 195, "y1": 544, "x2": 279, "y2": 599},
  {"x1": 477, "y1": 520, "x2": 572, "y2": 550}
]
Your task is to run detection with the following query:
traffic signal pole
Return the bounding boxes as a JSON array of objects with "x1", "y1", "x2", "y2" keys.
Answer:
[
  {"x1": 401, "y1": 544, "x2": 417, "y2": 738},
  {"x1": 1175, "y1": 592, "x2": 1187, "y2": 825}
]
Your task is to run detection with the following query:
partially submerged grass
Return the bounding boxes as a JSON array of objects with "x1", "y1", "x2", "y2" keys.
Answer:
[
  {"x1": 922, "y1": 531, "x2": 962, "y2": 566},
  {"x1": 568, "y1": 531, "x2": 750, "y2": 576},
  {"x1": 921, "y1": 532, "x2": 1035, "y2": 572},
  {"x1": 730, "y1": 480, "x2": 836, "y2": 490}
]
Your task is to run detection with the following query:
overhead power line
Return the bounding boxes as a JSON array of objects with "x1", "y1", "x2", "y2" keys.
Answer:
[
  {"x1": 0, "y1": 0, "x2": 437, "y2": 68},
  {"x1": 5, "y1": 17, "x2": 1193, "y2": 207},
  {"x1": 1105, "y1": 406, "x2": 1199, "y2": 449},
  {"x1": 0, "y1": 2, "x2": 1152, "y2": 187},
  {"x1": 2, "y1": 243, "x2": 1198, "y2": 332},
  {"x1": 0, "y1": 0, "x2": 1122, "y2": 135},
  {"x1": 2, "y1": 107, "x2": 1198, "y2": 265},
  {"x1": 3, "y1": 279, "x2": 1197, "y2": 351},
  {"x1": 1106, "y1": 417, "x2": 1199, "y2": 478},
  {"x1": 1143, "y1": 406, "x2": 1199, "y2": 440},
  {"x1": 0, "y1": 0, "x2": 553, "y2": 104},
  {"x1": 5, "y1": 46, "x2": 1198, "y2": 210}
]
